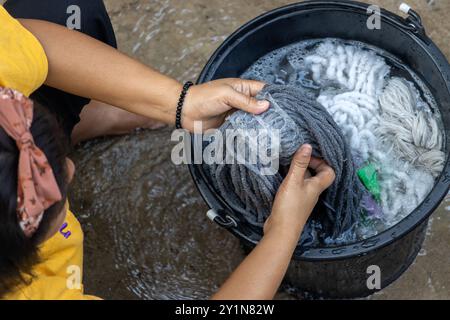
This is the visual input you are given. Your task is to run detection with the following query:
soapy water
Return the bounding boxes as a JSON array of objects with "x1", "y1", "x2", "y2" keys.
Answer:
[{"x1": 231, "y1": 38, "x2": 445, "y2": 243}]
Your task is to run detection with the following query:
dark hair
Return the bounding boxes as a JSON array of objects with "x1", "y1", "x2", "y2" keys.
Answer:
[{"x1": 0, "y1": 101, "x2": 69, "y2": 297}]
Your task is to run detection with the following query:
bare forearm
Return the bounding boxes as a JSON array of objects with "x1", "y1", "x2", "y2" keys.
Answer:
[
  {"x1": 19, "y1": 19, "x2": 182, "y2": 124},
  {"x1": 212, "y1": 230, "x2": 300, "y2": 300}
]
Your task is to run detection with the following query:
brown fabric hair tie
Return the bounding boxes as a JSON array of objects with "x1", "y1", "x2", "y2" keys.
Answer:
[{"x1": 0, "y1": 87, "x2": 62, "y2": 237}]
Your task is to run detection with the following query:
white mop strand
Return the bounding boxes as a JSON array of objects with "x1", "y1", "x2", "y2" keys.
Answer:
[
  {"x1": 378, "y1": 77, "x2": 445, "y2": 177},
  {"x1": 304, "y1": 41, "x2": 389, "y2": 163},
  {"x1": 305, "y1": 42, "x2": 390, "y2": 97},
  {"x1": 317, "y1": 92, "x2": 381, "y2": 161}
]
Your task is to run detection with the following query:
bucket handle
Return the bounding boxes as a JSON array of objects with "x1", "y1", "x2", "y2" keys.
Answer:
[
  {"x1": 207, "y1": 209, "x2": 238, "y2": 229},
  {"x1": 398, "y1": 3, "x2": 429, "y2": 43}
]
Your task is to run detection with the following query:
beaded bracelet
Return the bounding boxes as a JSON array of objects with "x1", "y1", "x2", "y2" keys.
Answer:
[{"x1": 175, "y1": 81, "x2": 194, "y2": 129}]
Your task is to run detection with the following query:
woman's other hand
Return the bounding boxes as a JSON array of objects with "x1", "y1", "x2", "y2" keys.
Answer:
[
  {"x1": 213, "y1": 145, "x2": 335, "y2": 300},
  {"x1": 264, "y1": 144, "x2": 336, "y2": 243},
  {"x1": 182, "y1": 78, "x2": 269, "y2": 131}
]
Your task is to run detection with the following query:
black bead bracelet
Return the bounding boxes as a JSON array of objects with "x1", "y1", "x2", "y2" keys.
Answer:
[{"x1": 175, "y1": 81, "x2": 194, "y2": 129}]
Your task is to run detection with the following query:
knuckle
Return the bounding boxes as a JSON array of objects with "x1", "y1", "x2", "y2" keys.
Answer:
[
  {"x1": 245, "y1": 95, "x2": 253, "y2": 107},
  {"x1": 294, "y1": 156, "x2": 309, "y2": 169},
  {"x1": 239, "y1": 81, "x2": 247, "y2": 94},
  {"x1": 326, "y1": 167, "x2": 336, "y2": 181}
]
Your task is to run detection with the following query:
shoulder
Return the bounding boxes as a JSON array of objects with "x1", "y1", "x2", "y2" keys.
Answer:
[{"x1": 0, "y1": 5, "x2": 48, "y2": 97}]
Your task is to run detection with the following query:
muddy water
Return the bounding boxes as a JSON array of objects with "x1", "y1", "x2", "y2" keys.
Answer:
[{"x1": 69, "y1": 0, "x2": 450, "y2": 299}]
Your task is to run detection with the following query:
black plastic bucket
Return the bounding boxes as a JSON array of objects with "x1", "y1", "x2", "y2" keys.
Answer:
[{"x1": 188, "y1": 0, "x2": 450, "y2": 298}]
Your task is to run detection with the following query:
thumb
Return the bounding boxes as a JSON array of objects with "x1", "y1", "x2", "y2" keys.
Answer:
[
  {"x1": 225, "y1": 88, "x2": 270, "y2": 114},
  {"x1": 286, "y1": 144, "x2": 312, "y2": 184}
]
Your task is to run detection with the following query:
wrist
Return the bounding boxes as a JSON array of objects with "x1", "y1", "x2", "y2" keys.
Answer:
[
  {"x1": 142, "y1": 78, "x2": 183, "y2": 125},
  {"x1": 263, "y1": 220, "x2": 305, "y2": 246},
  {"x1": 180, "y1": 84, "x2": 198, "y2": 132},
  {"x1": 261, "y1": 229, "x2": 300, "y2": 254},
  {"x1": 169, "y1": 81, "x2": 184, "y2": 125},
  {"x1": 176, "y1": 82, "x2": 195, "y2": 130}
]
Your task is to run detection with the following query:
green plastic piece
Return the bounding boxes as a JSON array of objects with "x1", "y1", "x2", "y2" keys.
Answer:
[{"x1": 357, "y1": 164, "x2": 381, "y2": 202}]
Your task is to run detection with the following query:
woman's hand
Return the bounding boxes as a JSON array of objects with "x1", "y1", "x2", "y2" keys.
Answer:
[
  {"x1": 182, "y1": 78, "x2": 270, "y2": 131},
  {"x1": 264, "y1": 144, "x2": 336, "y2": 243},
  {"x1": 212, "y1": 145, "x2": 334, "y2": 300}
]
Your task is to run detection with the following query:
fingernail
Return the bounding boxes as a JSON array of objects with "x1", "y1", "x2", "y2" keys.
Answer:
[
  {"x1": 257, "y1": 100, "x2": 270, "y2": 109},
  {"x1": 302, "y1": 144, "x2": 312, "y2": 155}
]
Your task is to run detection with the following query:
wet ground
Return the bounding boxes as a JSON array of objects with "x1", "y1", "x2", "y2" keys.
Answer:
[{"x1": 68, "y1": 0, "x2": 450, "y2": 299}]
